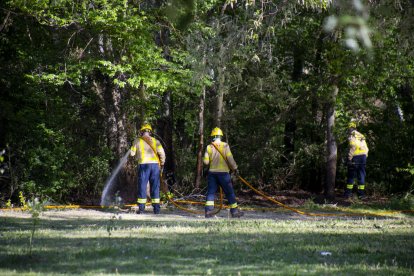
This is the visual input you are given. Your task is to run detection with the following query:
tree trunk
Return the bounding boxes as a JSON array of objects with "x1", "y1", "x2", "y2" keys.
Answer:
[
  {"x1": 282, "y1": 47, "x2": 301, "y2": 165},
  {"x1": 96, "y1": 34, "x2": 128, "y2": 159},
  {"x1": 157, "y1": 91, "x2": 175, "y2": 173},
  {"x1": 94, "y1": 34, "x2": 130, "y2": 201},
  {"x1": 195, "y1": 87, "x2": 206, "y2": 189},
  {"x1": 307, "y1": 31, "x2": 325, "y2": 193},
  {"x1": 325, "y1": 84, "x2": 338, "y2": 200},
  {"x1": 154, "y1": 24, "x2": 175, "y2": 191},
  {"x1": 214, "y1": 66, "x2": 225, "y2": 128},
  {"x1": 283, "y1": 118, "x2": 296, "y2": 163}
]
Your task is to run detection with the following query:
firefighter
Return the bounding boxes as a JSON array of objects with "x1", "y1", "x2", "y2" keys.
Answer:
[
  {"x1": 345, "y1": 122, "x2": 369, "y2": 199},
  {"x1": 203, "y1": 127, "x2": 244, "y2": 218},
  {"x1": 130, "y1": 124, "x2": 166, "y2": 214}
]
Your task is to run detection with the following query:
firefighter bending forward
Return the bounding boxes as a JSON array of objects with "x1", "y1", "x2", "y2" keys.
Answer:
[
  {"x1": 130, "y1": 124, "x2": 166, "y2": 214},
  {"x1": 345, "y1": 122, "x2": 369, "y2": 199},
  {"x1": 203, "y1": 127, "x2": 244, "y2": 218}
]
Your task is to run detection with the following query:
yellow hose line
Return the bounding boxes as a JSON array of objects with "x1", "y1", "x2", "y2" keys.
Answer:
[
  {"x1": 0, "y1": 203, "x2": 159, "y2": 211},
  {"x1": 237, "y1": 176, "x2": 414, "y2": 217},
  {"x1": 158, "y1": 155, "x2": 223, "y2": 214},
  {"x1": 0, "y1": 200, "x2": 412, "y2": 216},
  {"x1": 1, "y1": 176, "x2": 413, "y2": 217},
  {"x1": 166, "y1": 196, "x2": 204, "y2": 215},
  {"x1": 238, "y1": 176, "x2": 307, "y2": 215},
  {"x1": 174, "y1": 200, "x2": 205, "y2": 205},
  {"x1": 0, "y1": 204, "x2": 299, "y2": 212},
  {"x1": 165, "y1": 187, "x2": 224, "y2": 215}
]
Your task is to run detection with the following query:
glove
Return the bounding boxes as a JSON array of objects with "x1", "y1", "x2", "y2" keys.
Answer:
[
  {"x1": 232, "y1": 169, "x2": 240, "y2": 177},
  {"x1": 130, "y1": 146, "x2": 136, "y2": 157}
]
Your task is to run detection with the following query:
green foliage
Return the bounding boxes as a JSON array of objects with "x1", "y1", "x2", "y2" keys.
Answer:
[
  {"x1": 0, "y1": 150, "x2": 4, "y2": 165},
  {"x1": 0, "y1": 150, "x2": 8, "y2": 200},
  {"x1": 397, "y1": 164, "x2": 414, "y2": 195},
  {"x1": 1, "y1": 0, "x2": 189, "y2": 202},
  {"x1": 1, "y1": 0, "x2": 414, "y2": 204},
  {"x1": 18, "y1": 191, "x2": 27, "y2": 209},
  {"x1": 323, "y1": 0, "x2": 372, "y2": 52},
  {"x1": 164, "y1": 0, "x2": 195, "y2": 30},
  {"x1": 5, "y1": 199, "x2": 12, "y2": 208},
  {"x1": 160, "y1": 191, "x2": 174, "y2": 202},
  {"x1": 175, "y1": 147, "x2": 199, "y2": 193},
  {"x1": 302, "y1": 197, "x2": 320, "y2": 210},
  {"x1": 388, "y1": 195, "x2": 414, "y2": 211}
]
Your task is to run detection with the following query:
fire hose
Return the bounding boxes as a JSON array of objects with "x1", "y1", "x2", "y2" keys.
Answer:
[{"x1": 2, "y1": 138, "x2": 413, "y2": 217}]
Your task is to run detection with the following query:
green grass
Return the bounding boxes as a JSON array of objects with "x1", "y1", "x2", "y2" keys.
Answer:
[{"x1": 0, "y1": 209, "x2": 413, "y2": 275}]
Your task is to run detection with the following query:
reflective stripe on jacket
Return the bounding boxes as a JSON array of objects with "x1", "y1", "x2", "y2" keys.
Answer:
[
  {"x1": 348, "y1": 130, "x2": 369, "y2": 160},
  {"x1": 203, "y1": 142, "x2": 237, "y2": 172},
  {"x1": 131, "y1": 137, "x2": 166, "y2": 165}
]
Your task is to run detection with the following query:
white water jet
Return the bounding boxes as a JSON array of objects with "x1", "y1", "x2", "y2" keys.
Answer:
[{"x1": 100, "y1": 150, "x2": 131, "y2": 206}]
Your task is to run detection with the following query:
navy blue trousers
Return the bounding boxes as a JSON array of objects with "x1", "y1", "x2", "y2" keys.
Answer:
[
  {"x1": 347, "y1": 155, "x2": 367, "y2": 185},
  {"x1": 137, "y1": 163, "x2": 160, "y2": 213},
  {"x1": 205, "y1": 172, "x2": 238, "y2": 213}
]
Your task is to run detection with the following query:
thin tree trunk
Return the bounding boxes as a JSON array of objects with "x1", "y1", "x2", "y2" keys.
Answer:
[
  {"x1": 115, "y1": 91, "x2": 127, "y2": 156},
  {"x1": 105, "y1": 36, "x2": 127, "y2": 157},
  {"x1": 155, "y1": 24, "x2": 175, "y2": 191},
  {"x1": 308, "y1": 32, "x2": 325, "y2": 192},
  {"x1": 214, "y1": 66, "x2": 225, "y2": 128},
  {"x1": 95, "y1": 34, "x2": 130, "y2": 201},
  {"x1": 157, "y1": 91, "x2": 175, "y2": 172},
  {"x1": 195, "y1": 86, "x2": 206, "y2": 189},
  {"x1": 283, "y1": 118, "x2": 296, "y2": 163},
  {"x1": 282, "y1": 47, "x2": 301, "y2": 164},
  {"x1": 325, "y1": 84, "x2": 338, "y2": 200}
]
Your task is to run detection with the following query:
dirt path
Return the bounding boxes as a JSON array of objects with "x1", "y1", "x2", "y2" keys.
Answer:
[
  {"x1": 0, "y1": 207, "x2": 302, "y2": 221},
  {"x1": 1, "y1": 205, "x2": 400, "y2": 222}
]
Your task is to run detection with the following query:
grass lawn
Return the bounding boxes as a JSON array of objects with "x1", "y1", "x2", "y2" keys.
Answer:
[{"x1": 0, "y1": 207, "x2": 413, "y2": 275}]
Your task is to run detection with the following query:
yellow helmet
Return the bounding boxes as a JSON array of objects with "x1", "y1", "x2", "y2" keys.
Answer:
[
  {"x1": 348, "y1": 122, "x2": 357, "y2": 129},
  {"x1": 140, "y1": 124, "x2": 153, "y2": 132},
  {"x1": 210, "y1": 127, "x2": 223, "y2": 137}
]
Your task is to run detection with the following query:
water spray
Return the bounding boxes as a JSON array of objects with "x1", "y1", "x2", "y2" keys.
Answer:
[{"x1": 100, "y1": 149, "x2": 131, "y2": 207}]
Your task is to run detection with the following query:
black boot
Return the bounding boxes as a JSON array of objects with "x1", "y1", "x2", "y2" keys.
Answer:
[
  {"x1": 205, "y1": 207, "x2": 215, "y2": 218},
  {"x1": 357, "y1": 190, "x2": 366, "y2": 200},
  {"x1": 344, "y1": 189, "x2": 352, "y2": 199},
  {"x1": 153, "y1": 204, "x2": 160, "y2": 214},
  {"x1": 136, "y1": 204, "x2": 145, "y2": 214},
  {"x1": 231, "y1": 208, "x2": 244, "y2": 218}
]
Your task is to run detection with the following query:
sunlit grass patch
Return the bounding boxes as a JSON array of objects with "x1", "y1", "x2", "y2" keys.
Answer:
[{"x1": 0, "y1": 209, "x2": 413, "y2": 275}]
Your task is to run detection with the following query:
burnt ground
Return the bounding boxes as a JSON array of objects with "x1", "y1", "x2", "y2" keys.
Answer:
[{"x1": 237, "y1": 189, "x2": 385, "y2": 207}]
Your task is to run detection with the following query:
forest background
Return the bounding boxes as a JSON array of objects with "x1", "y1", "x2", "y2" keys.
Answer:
[{"x1": 0, "y1": 0, "x2": 413, "y2": 205}]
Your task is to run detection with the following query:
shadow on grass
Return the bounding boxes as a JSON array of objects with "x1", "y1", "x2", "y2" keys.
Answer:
[
  {"x1": 349, "y1": 198, "x2": 414, "y2": 214},
  {"x1": 0, "y1": 215, "x2": 413, "y2": 275},
  {"x1": 0, "y1": 207, "x2": 398, "y2": 233}
]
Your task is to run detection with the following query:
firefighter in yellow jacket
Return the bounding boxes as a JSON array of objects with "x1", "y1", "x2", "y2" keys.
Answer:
[
  {"x1": 345, "y1": 122, "x2": 369, "y2": 199},
  {"x1": 130, "y1": 124, "x2": 166, "y2": 214},
  {"x1": 203, "y1": 127, "x2": 244, "y2": 218}
]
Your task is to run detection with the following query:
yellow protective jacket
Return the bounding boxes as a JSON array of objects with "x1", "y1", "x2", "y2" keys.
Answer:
[
  {"x1": 203, "y1": 141, "x2": 237, "y2": 173},
  {"x1": 348, "y1": 130, "x2": 369, "y2": 160},
  {"x1": 130, "y1": 137, "x2": 166, "y2": 165}
]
